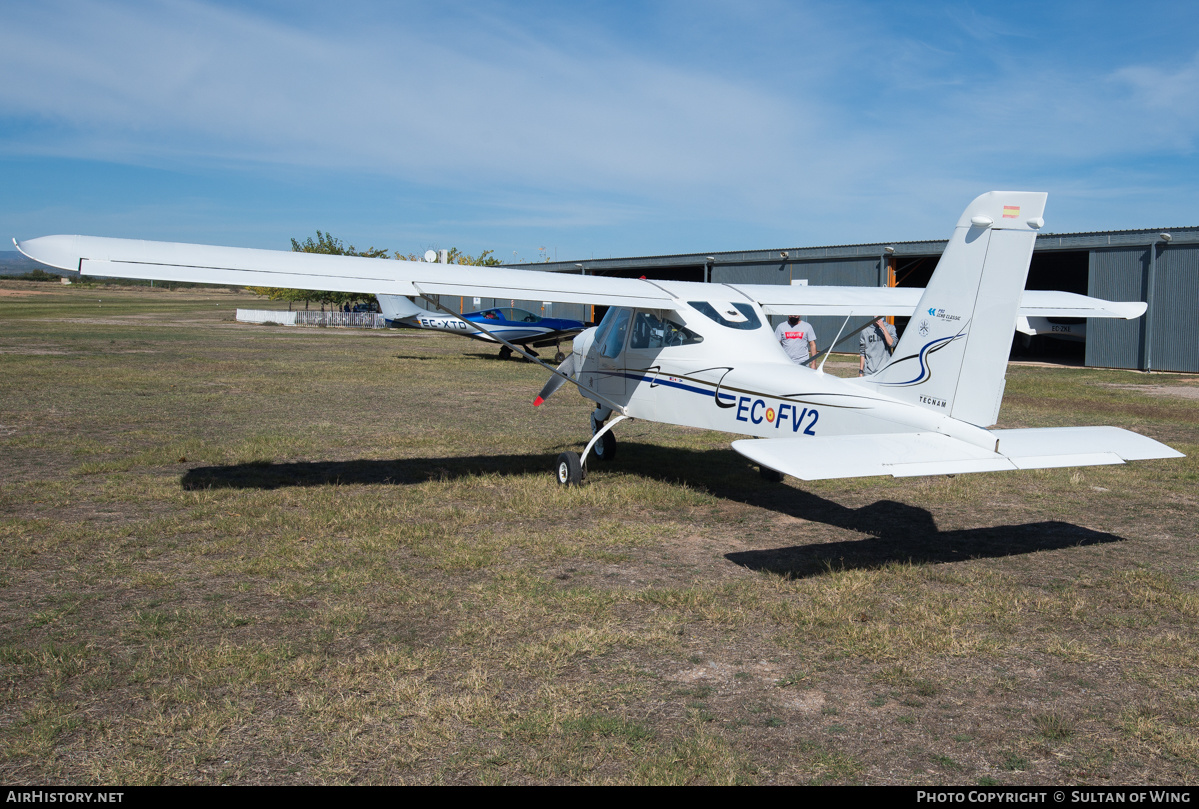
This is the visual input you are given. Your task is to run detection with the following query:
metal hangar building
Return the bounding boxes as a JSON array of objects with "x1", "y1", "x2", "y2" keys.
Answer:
[{"x1": 503, "y1": 225, "x2": 1199, "y2": 374}]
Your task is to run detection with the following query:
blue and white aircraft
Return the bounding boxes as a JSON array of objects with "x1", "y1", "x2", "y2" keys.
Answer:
[
  {"x1": 16, "y1": 191, "x2": 1182, "y2": 488},
  {"x1": 376, "y1": 294, "x2": 586, "y2": 362}
]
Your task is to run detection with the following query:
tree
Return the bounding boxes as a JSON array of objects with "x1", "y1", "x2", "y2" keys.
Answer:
[
  {"x1": 248, "y1": 232, "x2": 504, "y2": 309},
  {"x1": 392, "y1": 247, "x2": 502, "y2": 266},
  {"x1": 251, "y1": 231, "x2": 390, "y2": 309},
  {"x1": 291, "y1": 231, "x2": 389, "y2": 260},
  {"x1": 443, "y1": 247, "x2": 503, "y2": 267}
]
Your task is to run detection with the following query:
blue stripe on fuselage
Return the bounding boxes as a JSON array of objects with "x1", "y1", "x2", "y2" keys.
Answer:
[{"x1": 621, "y1": 371, "x2": 735, "y2": 403}]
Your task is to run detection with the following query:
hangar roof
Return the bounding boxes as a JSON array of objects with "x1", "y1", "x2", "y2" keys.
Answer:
[{"x1": 518, "y1": 225, "x2": 1199, "y2": 272}]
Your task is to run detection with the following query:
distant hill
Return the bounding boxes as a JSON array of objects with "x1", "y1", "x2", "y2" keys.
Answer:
[
  {"x1": 0, "y1": 251, "x2": 239, "y2": 290},
  {"x1": 0, "y1": 251, "x2": 73, "y2": 278}
]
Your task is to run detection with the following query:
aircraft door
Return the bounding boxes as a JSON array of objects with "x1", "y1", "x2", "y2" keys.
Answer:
[
  {"x1": 594, "y1": 307, "x2": 631, "y2": 399},
  {"x1": 625, "y1": 310, "x2": 666, "y2": 389},
  {"x1": 625, "y1": 310, "x2": 703, "y2": 379}
]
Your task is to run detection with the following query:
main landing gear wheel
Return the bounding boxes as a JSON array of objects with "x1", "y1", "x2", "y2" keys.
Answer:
[
  {"x1": 556, "y1": 451, "x2": 583, "y2": 486},
  {"x1": 759, "y1": 465, "x2": 784, "y2": 483},
  {"x1": 498, "y1": 345, "x2": 512, "y2": 360},
  {"x1": 554, "y1": 350, "x2": 566, "y2": 364},
  {"x1": 592, "y1": 429, "x2": 616, "y2": 461}
]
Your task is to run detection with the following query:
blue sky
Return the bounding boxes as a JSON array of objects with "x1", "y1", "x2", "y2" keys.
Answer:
[{"x1": 2, "y1": 1, "x2": 1197, "y2": 261}]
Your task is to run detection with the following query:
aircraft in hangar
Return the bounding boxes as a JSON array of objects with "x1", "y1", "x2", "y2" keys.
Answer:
[
  {"x1": 376, "y1": 293, "x2": 586, "y2": 363},
  {"x1": 16, "y1": 191, "x2": 1182, "y2": 487}
]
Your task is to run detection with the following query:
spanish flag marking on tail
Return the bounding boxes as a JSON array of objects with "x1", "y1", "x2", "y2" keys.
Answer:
[{"x1": 1002, "y1": 205, "x2": 1020, "y2": 219}]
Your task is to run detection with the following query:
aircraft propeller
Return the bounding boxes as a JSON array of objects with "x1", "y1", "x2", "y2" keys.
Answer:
[{"x1": 533, "y1": 353, "x2": 575, "y2": 406}]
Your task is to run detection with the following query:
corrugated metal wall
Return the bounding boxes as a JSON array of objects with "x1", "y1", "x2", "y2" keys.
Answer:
[
  {"x1": 1088, "y1": 243, "x2": 1199, "y2": 373},
  {"x1": 1087, "y1": 244, "x2": 1199, "y2": 372},
  {"x1": 1147, "y1": 244, "x2": 1199, "y2": 372},
  {"x1": 713, "y1": 257, "x2": 882, "y2": 355},
  {"x1": 1087, "y1": 247, "x2": 1146, "y2": 369}
]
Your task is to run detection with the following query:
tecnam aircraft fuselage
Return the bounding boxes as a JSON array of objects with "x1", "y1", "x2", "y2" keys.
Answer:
[{"x1": 16, "y1": 191, "x2": 1182, "y2": 486}]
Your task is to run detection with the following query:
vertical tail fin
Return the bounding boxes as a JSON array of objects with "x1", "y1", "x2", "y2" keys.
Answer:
[
  {"x1": 376, "y1": 294, "x2": 426, "y2": 321},
  {"x1": 867, "y1": 191, "x2": 1046, "y2": 428}
]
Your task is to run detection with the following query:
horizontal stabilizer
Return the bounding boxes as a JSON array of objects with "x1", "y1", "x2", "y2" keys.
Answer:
[
  {"x1": 990, "y1": 426, "x2": 1185, "y2": 466},
  {"x1": 732, "y1": 427, "x2": 1181, "y2": 481}
]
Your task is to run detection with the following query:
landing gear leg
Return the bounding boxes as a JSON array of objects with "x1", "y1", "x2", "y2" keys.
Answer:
[
  {"x1": 590, "y1": 405, "x2": 613, "y2": 435},
  {"x1": 590, "y1": 406, "x2": 616, "y2": 461},
  {"x1": 555, "y1": 409, "x2": 626, "y2": 486}
]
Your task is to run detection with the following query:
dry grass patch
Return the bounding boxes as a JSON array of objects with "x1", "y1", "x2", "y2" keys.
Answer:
[{"x1": 1, "y1": 284, "x2": 1196, "y2": 784}]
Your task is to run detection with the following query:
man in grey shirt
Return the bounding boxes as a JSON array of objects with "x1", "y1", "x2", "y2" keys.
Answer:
[
  {"x1": 859, "y1": 316, "x2": 897, "y2": 376},
  {"x1": 775, "y1": 315, "x2": 817, "y2": 367}
]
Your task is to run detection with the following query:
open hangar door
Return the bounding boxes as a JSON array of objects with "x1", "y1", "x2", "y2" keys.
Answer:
[
  {"x1": 891, "y1": 248, "x2": 1090, "y2": 363},
  {"x1": 1018, "y1": 249, "x2": 1090, "y2": 361}
]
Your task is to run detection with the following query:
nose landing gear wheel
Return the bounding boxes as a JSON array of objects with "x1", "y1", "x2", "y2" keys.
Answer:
[
  {"x1": 591, "y1": 429, "x2": 616, "y2": 461},
  {"x1": 556, "y1": 451, "x2": 583, "y2": 486},
  {"x1": 554, "y1": 350, "x2": 566, "y2": 364}
]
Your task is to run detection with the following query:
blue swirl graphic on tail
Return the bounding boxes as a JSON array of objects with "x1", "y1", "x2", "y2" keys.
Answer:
[{"x1": 876, "y1": 328, "x2": 967, "y2": 387}]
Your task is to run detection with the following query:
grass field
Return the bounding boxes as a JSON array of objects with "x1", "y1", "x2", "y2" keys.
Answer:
[{"x1": 1, "y1": 281, "x2": 1196, "y2": 785}]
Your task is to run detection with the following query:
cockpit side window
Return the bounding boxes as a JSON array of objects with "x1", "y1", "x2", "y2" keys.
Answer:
[
  {"x1": 688, "y1": 301, "x2": 762, "y2": 330},
  {"x1": 501, "y1": 308, "x2": 541, "y2": 323},
  {"x1": 629, "y1": 311, "x2": 704, "y2": 349},
  {"x1": 599, "y1": 308, "x2": 632, "y2": 358}
]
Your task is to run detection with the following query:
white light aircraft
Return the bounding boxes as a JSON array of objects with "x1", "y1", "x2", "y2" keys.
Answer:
[
  {"x1": 376, "y1": 293, "x2": 586, "y2": 362},
  {"x1": 1015, "y1": 315, "x2": 1085, "y2": 345},
  {"x1": 16, "y1": 191, "x2": 1182, "y2": 486}
]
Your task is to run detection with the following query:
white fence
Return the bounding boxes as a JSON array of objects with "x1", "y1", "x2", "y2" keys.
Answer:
[
  {"x1": 237, "y1": 309, "x2": 296, "y2": 325},
  {"x1": 236, "y1": 310, "x2": 388, "y2": 329}
]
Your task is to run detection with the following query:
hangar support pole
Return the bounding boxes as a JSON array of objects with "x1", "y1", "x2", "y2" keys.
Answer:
[{"x1": 1143, "y1": 238, "x2": 1160, "y2": 373}]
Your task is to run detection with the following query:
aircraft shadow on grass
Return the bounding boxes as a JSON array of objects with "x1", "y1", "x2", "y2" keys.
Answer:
[
  {"x1": 181, "y1": 443, "x2": 1124, "y2": 577},
  {"x1": 389, "y1": 353, "x2": 538, "y2": 363}
]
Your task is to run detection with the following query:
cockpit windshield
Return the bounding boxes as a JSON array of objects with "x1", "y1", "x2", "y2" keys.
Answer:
[
  {"x1": 688, "y1": 301, "x2": 762, "y2": 330},
  {"x1": 629, "y1": 311, "x2": 703, "y2": 349},
  {"x1": 480, "y1": 308, "x2": 541, "y2": 323}
]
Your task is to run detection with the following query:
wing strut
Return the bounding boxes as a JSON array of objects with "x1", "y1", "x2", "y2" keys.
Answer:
[
  {"x1": 817, "y1": 313, "x2": 853, "y2": 373},
  {"x1": 412, "y1": 287, "x2": 628, "y2": 415},
  {"x1": 808, "y1": 315, "x2": 878, "y2": 367}
]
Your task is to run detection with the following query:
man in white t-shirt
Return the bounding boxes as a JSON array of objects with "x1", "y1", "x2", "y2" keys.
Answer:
[{"x1": 775, "y1": 315, "x2": 817, "y2": 367}]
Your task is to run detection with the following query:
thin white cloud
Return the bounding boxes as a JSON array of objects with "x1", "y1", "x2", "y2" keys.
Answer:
[
  {"x1": 1, "y1": 0, "x2": 1196, "y2": 251},
  {"x1": 1, "y1": 2, "x2": 819, "y2": 201}
]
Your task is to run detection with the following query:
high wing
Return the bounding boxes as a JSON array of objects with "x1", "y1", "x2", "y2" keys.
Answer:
[
  {"x1": 743, "y1": 285, "x2": 1145, "y2": 319},
  {"x1": 16, "y1": 234, "x2": 1145, "y2": 321},
  {"x1": 15, "y1": 235, "x2": 674, "y2": 310}
]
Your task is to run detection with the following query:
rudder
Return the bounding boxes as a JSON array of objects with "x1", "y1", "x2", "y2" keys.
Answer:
[{"x1": 866, "y1": 191, "x2": 1046, "y2": 427}]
